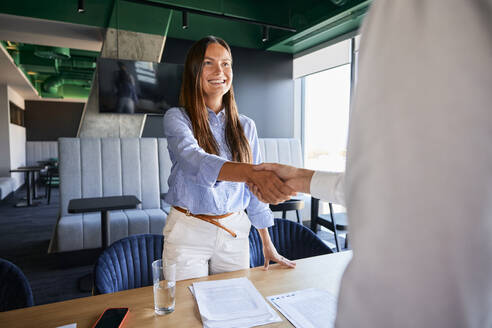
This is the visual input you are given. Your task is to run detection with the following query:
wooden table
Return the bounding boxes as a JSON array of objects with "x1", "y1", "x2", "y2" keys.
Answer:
[{"x1": 0, "y1": 252, "x2": 352, "y2": 328}]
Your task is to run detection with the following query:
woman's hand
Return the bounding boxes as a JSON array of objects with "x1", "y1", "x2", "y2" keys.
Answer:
[
  {"x1": 218, "y1": 162, "x2": 296, "y2": 204},
  {"x1": 257, "y1": 227, "x2": 296, "y2": 270},
  {"x1": 253, "y1": 163, "x2": 314, "y2": 194},
  {"x1": 262, "y1": 241, "x2": 296, "y2": 270},
  {"x1": 247, "y1": 170, "x2": 296, "y2": 204}
]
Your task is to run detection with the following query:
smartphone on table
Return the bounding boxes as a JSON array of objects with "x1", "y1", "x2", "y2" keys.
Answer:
[{"x1": 92, "y1": 308, "x2": 129, "y2": 328}]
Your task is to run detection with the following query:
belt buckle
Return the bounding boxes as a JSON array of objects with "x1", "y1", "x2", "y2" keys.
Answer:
[{"x1": 185, "y1": 209, "x2": 191, "y2": 216}]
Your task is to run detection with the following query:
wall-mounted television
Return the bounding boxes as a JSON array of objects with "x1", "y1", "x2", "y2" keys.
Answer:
[{"x1": 98, "y1": 58, "x2": 183, "y2": 115}]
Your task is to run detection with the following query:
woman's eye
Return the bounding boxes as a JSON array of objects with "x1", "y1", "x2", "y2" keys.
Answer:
[
  {"x1": 204, "y1": 61, "x2": 212, "y2": 65},
  {"x1": 223, "y1": 62, "x2": 230, "y2": 67}
]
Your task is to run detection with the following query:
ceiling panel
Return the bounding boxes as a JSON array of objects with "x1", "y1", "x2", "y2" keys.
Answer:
[{"x1": 0, "y1": 0, "x2": 371, "y2": 54}]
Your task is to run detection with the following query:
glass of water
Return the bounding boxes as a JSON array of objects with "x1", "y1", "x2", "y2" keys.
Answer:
[{"x1": 152, "y1": 259, "x2": 176, "y2": 315}]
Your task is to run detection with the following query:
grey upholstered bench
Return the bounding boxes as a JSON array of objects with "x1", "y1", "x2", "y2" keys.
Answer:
[
  {"x1": 26, "y1": 141, "x2": 58, "y2": 166},
  {"x1": 49, "y1": 138, "x2": 171, "y2": 252},
  {"x1": 0, "y1": 177, "x2": 14, "y2": 200}
]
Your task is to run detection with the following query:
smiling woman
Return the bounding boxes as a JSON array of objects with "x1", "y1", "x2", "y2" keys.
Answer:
[{"x1": 161, "y1": 36, "x2": 296, "y2": 281}]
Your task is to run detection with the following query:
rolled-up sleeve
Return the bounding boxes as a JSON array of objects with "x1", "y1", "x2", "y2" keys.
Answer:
[
  {"x1": 243, "y1": 118, "x2": 274, "y2": 228},
  {"x1": 164, "y1": 108, "x2": 227, "y2": 188}
]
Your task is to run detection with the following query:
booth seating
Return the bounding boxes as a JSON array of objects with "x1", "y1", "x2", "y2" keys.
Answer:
[
  {"x1": 49, "y1": 137, "x2": 305, "y2": 253},
  {"x1": 0, "y1": 178, "x2": 14, "y2": 200},
  {"x1": 26, "y1": 141, "x2": 59, "y2": 190},
  {"x1": 26, "y1": 141, "x2": 58, "y2": 166},
  {"x1": 258, "y1": 138, "x2": 311, "y2": 222},
  {"x1": 49, "y1": 138, "x2": 171, "y2": 252}
]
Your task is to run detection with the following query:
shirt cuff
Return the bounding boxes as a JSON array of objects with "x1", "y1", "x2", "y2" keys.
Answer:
[
  {"x1": 248, "y1": 209, "x2": 274, "y2": 229},
  {"x1": 310, "y1": 171, "x2": 345, "y2": 206},
  {"x1": 197, "y1": 156, "x2": 228, "y2": 188}
]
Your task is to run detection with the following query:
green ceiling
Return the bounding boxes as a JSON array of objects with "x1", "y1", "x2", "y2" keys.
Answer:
[
  {"x1": 0, "y1": 0, "x2": 371, "y2": 53},
  {"x1": 0, "y1": 0, "x2": 371, "y2": 99},
  {"x1": 2, "y1": 41, "x2": 98, "y2": 99}
]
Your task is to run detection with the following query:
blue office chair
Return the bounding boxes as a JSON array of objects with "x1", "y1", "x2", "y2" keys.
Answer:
[
  {"x1": 0, "y1": 259, "x2": 34, "y2": 312},
  {"x1": 93, "y1": 234, "x2": 163, "y2": 295},
  {"x1": 249, "y1": 218, "x2": 333, "y2": 268}
]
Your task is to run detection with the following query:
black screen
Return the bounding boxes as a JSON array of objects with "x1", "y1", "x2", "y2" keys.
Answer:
[
  {"x1": 98, "y1": 58, "x2": 183, "y2": 115},
  {"x1": 94, "y1": 308, "x2": 128, "y2": 328}
]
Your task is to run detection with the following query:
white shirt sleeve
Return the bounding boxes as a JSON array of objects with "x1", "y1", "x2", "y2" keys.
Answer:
[{"x1": 309, "y1": 171, "x2": 345, "y2": 206}]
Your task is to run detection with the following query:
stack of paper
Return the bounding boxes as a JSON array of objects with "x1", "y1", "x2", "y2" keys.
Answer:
[
  {"x1": 267, "y1": 288, "x2": 338, "y2": 328},
  {"x1": 189, "y1": 277, "x2": 282, "y2": 328}
]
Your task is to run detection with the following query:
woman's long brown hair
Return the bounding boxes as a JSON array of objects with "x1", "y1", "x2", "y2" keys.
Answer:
[{"x1": 179, "y1": 36, "x2": 252, "y2": 163}]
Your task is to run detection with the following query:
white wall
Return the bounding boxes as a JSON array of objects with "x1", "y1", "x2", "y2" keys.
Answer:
[
  {"x1": 0, "y1": 84, "x2": 11, "y2": 178},
  {"x1": 293, "y1": 39, "x2": 351, "y2": 79},
  {"x1": 7, "y1": 87, "x2": 26, "y2": 190},
  {"x1": 0, "y1": 85, "x2": 26, "y2": 189},
  {"x1": 9, "y1": 123, "x2": 26, "y2": 189},
  {"x1": 8, "y1": 85, "x2": 25, "y2": 109}
]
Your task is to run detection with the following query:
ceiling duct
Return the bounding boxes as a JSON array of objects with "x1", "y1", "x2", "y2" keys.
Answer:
[
  {"x1": 42, "y1": 75, "x2": 91, "y2": 95},
  {"x1": 34, "y1": 46, "x2": 71, "y2": 60}
]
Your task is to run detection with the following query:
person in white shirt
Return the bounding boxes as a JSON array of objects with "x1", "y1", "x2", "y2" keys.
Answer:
[{"x1": 252, "y1": 0, "x2": 492, "y2": 327}]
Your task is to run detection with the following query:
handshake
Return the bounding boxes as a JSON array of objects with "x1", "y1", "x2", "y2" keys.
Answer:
[{"x1": 246, "y1": 163, "x2": 315, "y2": 204}]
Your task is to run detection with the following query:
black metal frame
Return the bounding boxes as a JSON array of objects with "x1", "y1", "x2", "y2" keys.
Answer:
[
  {"x1": 269, "y1": 199, "x2": 305, "y2": 224},
  {"x1": 310, "y1": 197, "x2": 348, "y2": 252}
]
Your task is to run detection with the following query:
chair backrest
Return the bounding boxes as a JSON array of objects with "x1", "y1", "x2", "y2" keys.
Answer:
[
  {"x1": 26, "y1": 141, "x2": 58, "y2": 166},
  {"x1": 58, "y1": 138, "x2": 164, "y2": 216},
  {"x1": 0, "y1": 259, "x2": 34, "y2": 312},
  {"x1": 93, "y1": 234, "x2": 164, "y2": 294},
  {"x1": 249, "y1": 219, "x2": 332, "y2": 268},
  {"x1": 258, "y1": 138, "x2": 303, "y2": 168}
]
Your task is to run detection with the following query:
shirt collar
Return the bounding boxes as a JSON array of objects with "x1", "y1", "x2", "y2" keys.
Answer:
[{"x1": 207, "y1": 107, "x2": 226, "y2": 119}]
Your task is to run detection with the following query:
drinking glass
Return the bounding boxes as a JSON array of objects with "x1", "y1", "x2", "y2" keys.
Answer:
[{"x1": 152, "y1": 259, "x2": 176, "y2": 315}]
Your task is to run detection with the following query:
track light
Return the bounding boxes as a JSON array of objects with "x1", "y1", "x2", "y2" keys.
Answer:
[
  {"x1": 261, "y1": 26, "x2": 269, "y2": 42},
  {"x1": 78, "y1": 0, "x2": 85, "y2": 13},
  {"x1": 182, "y1": 11, "x2": 188, "y2": 29}
]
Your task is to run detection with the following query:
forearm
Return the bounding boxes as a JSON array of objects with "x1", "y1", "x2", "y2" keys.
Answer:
[
  {"x1": 257, "y1": 227, "x2": 273, "y2": 248},
  {"x1": 218, "y1": 162, "x2": 254, "y2": 183},
  {"x1": 288, "y1": 168, "x2": 315, "y2": 194}
]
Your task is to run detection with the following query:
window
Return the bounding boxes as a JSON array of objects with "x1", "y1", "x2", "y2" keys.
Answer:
[
  {"x1": 303, "y1": 63, "x2": 351, "y2": 172},
  {"x1": 295, "y1": 36, "x2": 359, "y2": 220}
]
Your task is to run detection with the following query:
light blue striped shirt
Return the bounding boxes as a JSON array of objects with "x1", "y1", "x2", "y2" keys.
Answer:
[{"x1": 163, "y1": 107, "x2": 274, "y2": 229}]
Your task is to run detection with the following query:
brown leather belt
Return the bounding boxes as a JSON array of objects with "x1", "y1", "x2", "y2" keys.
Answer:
[{"x1": 173, "y1": 206, "x2": 237, "y2": 238}]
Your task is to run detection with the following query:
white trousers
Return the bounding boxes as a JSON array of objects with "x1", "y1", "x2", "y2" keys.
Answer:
[{"x1": 163, "y1": 208, "x2": 252, "y2": 281}]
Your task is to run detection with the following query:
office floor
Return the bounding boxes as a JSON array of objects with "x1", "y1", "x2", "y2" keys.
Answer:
[{"x1": 0, "y1": 184, "x2": 346, "y2": 306}]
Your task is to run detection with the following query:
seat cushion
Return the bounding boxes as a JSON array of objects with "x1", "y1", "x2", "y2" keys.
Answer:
[
  {"x1": 55, "y1": 209, "x2": 167, "y2": 251},
  {"x1": 0, "y1": 178, "x2": 14, "y2": 200},
  {"x1": 56, "y1": 213, "x2": 101, "y2": 251},
  {"x1": 107, "y1": 209, "x2": 167, "y2": 246}
]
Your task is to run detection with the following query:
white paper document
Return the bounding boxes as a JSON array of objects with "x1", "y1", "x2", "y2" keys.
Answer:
[
  {"x1": 56, "y1": 324, "x2": 77, "y2": 328},
  {"x1": 267, "y1": 288, "x2": 338, "y2": 328},
  {"x1": 189, "y1": 277, "x2": 282, "y2": 328}
]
